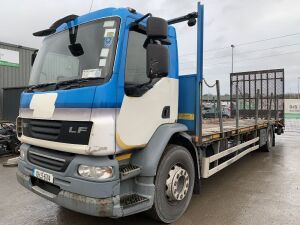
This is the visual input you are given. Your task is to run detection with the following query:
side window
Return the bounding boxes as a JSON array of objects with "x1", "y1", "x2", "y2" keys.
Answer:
[
  {"x1": 125, "y1": 31, "x2": 148, "y2": 86},
  {"x1": 125, "y1": 30, "x2": 154, "y2": 97}
]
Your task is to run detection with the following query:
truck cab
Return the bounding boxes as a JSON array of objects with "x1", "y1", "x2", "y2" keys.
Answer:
[{"x1": 19, "y1": 8, "x2": 179, "y2": 155}]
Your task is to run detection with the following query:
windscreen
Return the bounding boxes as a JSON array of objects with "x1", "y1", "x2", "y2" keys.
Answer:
[{"x1": 29, "y1": 17, "x2": 120, "y2": 85}]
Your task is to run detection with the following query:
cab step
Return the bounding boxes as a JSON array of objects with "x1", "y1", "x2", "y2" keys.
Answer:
[
  {"x1": 120, "y1": 194, "x2": 149, "y2": 209},
  {"x1": 120, "y1": 164, "x2": 141, "y2": 181}
]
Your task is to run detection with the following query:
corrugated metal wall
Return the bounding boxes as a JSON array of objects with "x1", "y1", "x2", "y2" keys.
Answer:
[
  {"x1": 0, "y1": 42, "x2": 36, "y2": 119},
  {"x1": 3, "y1": 87, "x2": 26, "y2": 121}
]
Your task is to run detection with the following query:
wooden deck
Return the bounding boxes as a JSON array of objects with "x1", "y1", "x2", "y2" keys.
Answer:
[{"x1": 200, "y1": 118, "x2": 276, "y2": 143}]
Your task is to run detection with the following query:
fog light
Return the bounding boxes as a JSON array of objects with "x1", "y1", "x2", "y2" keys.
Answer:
[
  {"x1": 19, "y1": 148, "x2": 25, "y2": 160},
  {"x1": 78, "y1": 165, "x2": 113, "y2": 179}
]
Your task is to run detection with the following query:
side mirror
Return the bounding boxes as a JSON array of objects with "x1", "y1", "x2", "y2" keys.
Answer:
[
  {"x1": 147, "y1": 43, "x2": 169, "y2": 79},
  {"x1": 31, "y1": 50, "x2": 38, "y2": 66},
  {"x1": 147, "y1": 17, "x2": 168, "y2": 39}
]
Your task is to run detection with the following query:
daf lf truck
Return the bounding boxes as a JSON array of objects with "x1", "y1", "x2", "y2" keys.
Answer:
[{"x1": 16, "y1": 2, "x2": 284, "y2": 223}]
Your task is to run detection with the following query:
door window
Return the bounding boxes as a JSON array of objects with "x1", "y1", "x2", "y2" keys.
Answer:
[{"x1": 124, "y1": 30, "x2": 152, "y2": 96}]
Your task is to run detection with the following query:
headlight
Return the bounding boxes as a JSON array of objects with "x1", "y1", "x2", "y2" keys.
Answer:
[
  {"x1": 78, "y1": 165, "x2": 113, "y2": 179},
  {"x1": 19, "y1": 148, "x2": 25, "y2": 160}
]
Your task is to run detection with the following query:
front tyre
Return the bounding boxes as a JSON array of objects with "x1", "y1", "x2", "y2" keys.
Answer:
[{"x1": 149, "y1": 144, "x2": 195, "y2": 223}]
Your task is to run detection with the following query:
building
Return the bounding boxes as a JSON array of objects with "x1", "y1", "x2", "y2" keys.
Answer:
[{"x1": 0, "y1": 41, "x2": 36, "y2": 120}]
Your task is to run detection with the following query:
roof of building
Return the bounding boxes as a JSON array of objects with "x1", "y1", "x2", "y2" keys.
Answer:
[{"x1": 0, "y1": 41, "x2": 37, "y2": 52}]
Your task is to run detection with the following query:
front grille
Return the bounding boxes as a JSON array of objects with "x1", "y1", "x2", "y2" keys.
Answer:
[
  {"x1": 22, "y1": 118, "x2": 93, "y2": 145},
  {"x1": 28, "y1": 146, "x2": 74, "y2": 172},
  {"x1": 29, "y1": 119, "x2": 62, "y2": 141}
]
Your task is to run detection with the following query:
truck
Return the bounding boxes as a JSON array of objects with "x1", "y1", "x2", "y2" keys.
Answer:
[{"x1": 16, "y1": 2, "x2": 285, "y2": 223}]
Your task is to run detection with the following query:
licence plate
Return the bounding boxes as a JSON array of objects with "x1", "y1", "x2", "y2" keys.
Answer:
[{"x1": 33, "y1": 169, "x2": 54, "y2": 183}]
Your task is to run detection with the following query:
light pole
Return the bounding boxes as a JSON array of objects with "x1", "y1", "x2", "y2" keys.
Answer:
[
  {"x1": 231, "y1": 44, "x2": 235, "y2": 74},
  {"x1": 298, "y1": 77, "x2": 300, "y2": 99},
  {"x1": 89, "y1": 0, "x2": 94, "y2": 12}
]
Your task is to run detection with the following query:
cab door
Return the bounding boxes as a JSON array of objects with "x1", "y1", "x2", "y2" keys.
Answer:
[{"x1": 116, "y1": 21, "x2": 178, "y2": 151}]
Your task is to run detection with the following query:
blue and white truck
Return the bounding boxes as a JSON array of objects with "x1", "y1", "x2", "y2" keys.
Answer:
[{"x1": 16, "y1": 2, "x2": 284, "y2": 223}]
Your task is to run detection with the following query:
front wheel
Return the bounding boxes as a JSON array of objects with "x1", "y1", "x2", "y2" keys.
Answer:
[{"x1": 148, "y1": 144, "x2": 195, "y2": 223}]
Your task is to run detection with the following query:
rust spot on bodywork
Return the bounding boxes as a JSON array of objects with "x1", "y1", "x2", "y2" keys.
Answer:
[{"x1": 96, "y1": 198, "x2": 113, "y2": 217}]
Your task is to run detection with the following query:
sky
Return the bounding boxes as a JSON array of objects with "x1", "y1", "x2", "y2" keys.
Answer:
[{"x1": 1, "y1": 0, "x2": 300, "y2": 94}]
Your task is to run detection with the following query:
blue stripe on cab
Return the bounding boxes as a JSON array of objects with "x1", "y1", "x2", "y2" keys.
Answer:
[
  {"x1": 20, "y1": 82, "x2": 121, "y2": 109},
  {"x1": 20, "y1": 86, "x2": 96, "y2": 108},
  {"x1": 92, "y1": 74, "x2": 122, "y2": 108}
]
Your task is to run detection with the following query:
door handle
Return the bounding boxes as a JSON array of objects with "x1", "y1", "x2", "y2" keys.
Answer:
[{"x1": 162, "y1": 106, "x2": 170, "y2": 119}]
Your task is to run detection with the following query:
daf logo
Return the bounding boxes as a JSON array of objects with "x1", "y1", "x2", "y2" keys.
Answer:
[{"x1": 69, "y1": 127, "x2": 88, "y2": 134}]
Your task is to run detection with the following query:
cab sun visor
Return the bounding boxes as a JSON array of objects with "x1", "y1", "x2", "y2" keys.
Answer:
[{"x1": 33, "y1": 14, "x2": 79, "y2": 37}]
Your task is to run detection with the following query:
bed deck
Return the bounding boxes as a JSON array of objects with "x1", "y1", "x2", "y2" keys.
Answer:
[{"x1": 200, "y1": 118, "x2": 278, "y2": 143}]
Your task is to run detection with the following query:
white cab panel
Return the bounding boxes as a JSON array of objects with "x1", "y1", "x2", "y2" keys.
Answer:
[{"x1": 116, "y1": 77, "x2": 178, "y2": 150}]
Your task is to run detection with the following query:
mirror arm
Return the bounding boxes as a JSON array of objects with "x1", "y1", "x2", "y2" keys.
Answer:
[
  {"x1": 144, "y1": 38, "x2": 170, "y2": 48},
  {"x1": 167, "y1": 12, "x2": 197, "y2": 25},
  {"x1": 68, "y1": 25, "x2": 78, "y2": 45},
  {"x1": 135, "y1": 13, "x2": 152, "y2": 24},
  {"x1": 131, "y1": 13, "x2": 152, "y2": 29}
]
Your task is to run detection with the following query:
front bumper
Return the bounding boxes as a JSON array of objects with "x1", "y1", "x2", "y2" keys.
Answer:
[
  {"x1": 16, "y1": 170, "x2": 122, "y2": 217},
  {"x1": 17, "y1": 144, "x2": 123, "y2": 217}
]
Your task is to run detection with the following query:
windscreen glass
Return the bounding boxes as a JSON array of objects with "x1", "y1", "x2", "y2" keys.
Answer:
[{"x1": 29, "y1": 17, "x2": 120, "y2": 85}]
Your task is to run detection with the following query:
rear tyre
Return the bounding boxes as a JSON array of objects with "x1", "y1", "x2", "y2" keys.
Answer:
[
  {"x1": 148, "y1": 144, "x2": 195, "y2": 223},
  {"x1": 262, "y1": 127, "x2": 274, "y2": 152}
]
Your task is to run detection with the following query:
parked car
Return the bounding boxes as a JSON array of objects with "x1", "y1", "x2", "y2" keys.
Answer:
[{"x1": 203, "y1": 103, "x2": 231, "y2": 118}]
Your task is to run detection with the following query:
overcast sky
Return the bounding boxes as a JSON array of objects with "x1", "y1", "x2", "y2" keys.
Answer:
[{"x1": 1, "y1": 0, "x2": 300, "y2": 94}]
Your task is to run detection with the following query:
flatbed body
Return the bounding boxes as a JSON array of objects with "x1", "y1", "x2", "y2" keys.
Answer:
[{"x1": 201, "y1": 118, "x2": 278, "y2": 143}]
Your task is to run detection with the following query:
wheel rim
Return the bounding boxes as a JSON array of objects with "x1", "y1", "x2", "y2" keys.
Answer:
[{"x1": 165, "y1": 165, "x2": 190, "y2": 201}]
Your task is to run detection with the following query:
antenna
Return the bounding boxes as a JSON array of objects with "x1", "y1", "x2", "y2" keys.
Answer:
[{"x1": 89, "y1": 0, "x2": 94, "y2": 13}]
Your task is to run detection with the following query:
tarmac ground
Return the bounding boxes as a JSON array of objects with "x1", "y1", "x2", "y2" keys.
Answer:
[{"x1": 0, "y1": 131, "x2": 300, "y2": 225}]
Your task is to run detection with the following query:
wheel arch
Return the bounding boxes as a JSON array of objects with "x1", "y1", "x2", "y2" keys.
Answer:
[
  {"x1": 131, "y1": 123, "x2": 188, "y2": 177},
  {"x1": 131, "y1": 123, "x2": 201, "y2": 194}
]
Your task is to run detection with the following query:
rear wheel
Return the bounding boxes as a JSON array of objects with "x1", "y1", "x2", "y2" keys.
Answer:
[
  {"x1": 262, "y1": 127, "x2": 274, "y2": 152},
  {"x1": 149, "y1": 144, "x2": 195, "y2": 223}
]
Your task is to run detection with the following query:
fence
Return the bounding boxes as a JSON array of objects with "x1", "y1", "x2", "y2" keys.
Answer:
[{"x1": 230, "y1": 69, "x2": 284, "y2": 124}]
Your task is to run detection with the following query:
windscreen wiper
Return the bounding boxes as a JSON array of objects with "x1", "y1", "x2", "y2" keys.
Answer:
[
  {"x1": 25, "y1": 83, "x2": 56, "y2": 92},
  {"x1": 55, "y1": 77, "x2": 103, "y2": 90}
]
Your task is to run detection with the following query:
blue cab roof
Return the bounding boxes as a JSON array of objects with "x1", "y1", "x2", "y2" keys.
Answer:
[
  {"x1": 56, "y1": 8, "x2": 137, "y2": 33},
  {"x1": 55, "y1": 7, "x2": 176, "y2": 37}
]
